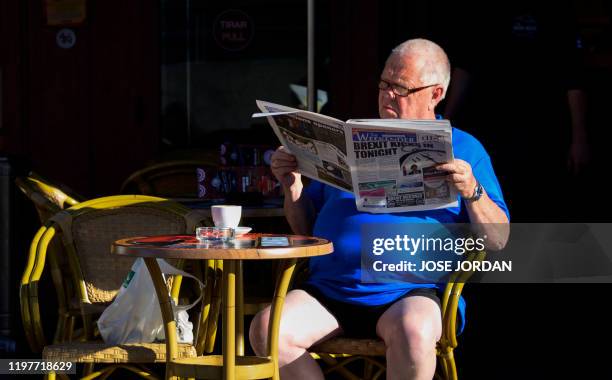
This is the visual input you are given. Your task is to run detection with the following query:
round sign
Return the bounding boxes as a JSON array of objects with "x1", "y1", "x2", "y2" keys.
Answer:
[
  {"x1": 213, "y1": 9, "x2": 254, "y2": 52},
  {"x1": 56, "y1": 28, "x2": 76, "y2": 49}
]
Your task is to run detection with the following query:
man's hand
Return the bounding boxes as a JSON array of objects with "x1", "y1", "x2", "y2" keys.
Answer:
[
  {"x1": 438, "y1": 159, "x2": 509, "y2": 250},
  {"x1": 436, "y1": 159, "x2": 477, "y2": 199},
  {"x1": 270, "y1": 146, "x2": 302, "y2": 195}
]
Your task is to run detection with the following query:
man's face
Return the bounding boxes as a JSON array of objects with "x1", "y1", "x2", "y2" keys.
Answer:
[{"x1": 378, "y1": 54, "x2": 435, "y2": 120}]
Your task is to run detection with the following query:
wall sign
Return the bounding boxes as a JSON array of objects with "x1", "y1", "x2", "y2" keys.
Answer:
[
  {"x1": 213, "y1": 9, "x2": 254, "y2": 52},
  {"x1": 45, "y1": 0, "x2": 87, "y2": 26},
  {"x1": 56, "y1": 28, "x2": 77, "y2": 49}
]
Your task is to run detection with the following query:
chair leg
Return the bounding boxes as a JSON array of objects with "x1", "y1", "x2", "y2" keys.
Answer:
[
  {"x1": 437, "y1": 347, "x2": 458, "y2": 380},
  {"x1": 45, "y1": 374, "x2": 73, "y2": 380},
  {"x1": 318, "y1": 354, "x2": 361, "y2": 380},
  {"x1": 97, "y1": 365, "x2": 160, "y2": 380},
  {"x1": 97, "y1": 366, "x2": 116, "y2": 380},
  {"x1": 363, "y1": 357, "x2": 386, "y2": 380},
  {"x1": 82, "y1": 363, "x2": 95, "y2": 376},
  {"x1": 83, "y1": 367, "x2": 119, "y2": 380},
  {"x1": 53, "y1": 314, "x2": 66, "y2": 343},
  {"x1": 82, "y1": 314, "x2": 94, "y2": 340},
  {"x1": 446, "y1": 350, "x2": 458, "y2": 380},
  {"x1": 372, "y1": 367, "x2": 386, "y2": 380},
  {"x1": 66, "y1": 315, "x2": 76, "y2": 342},
  {"x1": 364, "y1": 360, "x2": 374, "y2": 380},
  {"x1": 81, "y1": 367, "x2": 107, "y2": 380}
]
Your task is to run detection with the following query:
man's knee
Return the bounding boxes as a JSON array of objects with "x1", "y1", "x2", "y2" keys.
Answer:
[
  {"x1": 250, "y1": 289, "x2": 341, "y2": 362},
  {"x1": 250, "y1": 307, "x2": 302, "y2": 361},
  {"x1": 249, "y1": 290, "x2": 325, "y2": 357},
  {"x1": 249, "y1": 307, "x2": 271, "y2": 356},
  {"x1": 384, "y1": 315, "x2": 440, "y2": 359},
  {"x1": 377, "y1": 297, "x2": 442, "y2": 361}
]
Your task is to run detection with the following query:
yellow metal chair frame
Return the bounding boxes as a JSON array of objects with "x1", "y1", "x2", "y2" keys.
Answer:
[
  {"x1": 19, "y1": 195, "x2": 210, "y2": 379},
  {"x1": 16, "y1": 172, "x2": 85, "y2": 221},
  {"x1": 309, "y1": 251, "x2": 487, "y2": 380},
  {"x1": 15, "y1": 174, "x2": 86, "y2": 349}
]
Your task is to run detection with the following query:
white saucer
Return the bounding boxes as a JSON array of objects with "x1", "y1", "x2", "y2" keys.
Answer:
[{"x1": 235, "y1": 227, "x2": 252, "y2": 236}]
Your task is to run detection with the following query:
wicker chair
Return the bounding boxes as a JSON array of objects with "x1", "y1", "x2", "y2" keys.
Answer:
[
  {"x1": 42, "y1": 258, "x2": 222, "y2": 380},
  {"x1": 120, "y1": 160, "x2": 215, "y2": 198},
  {"x1": 15, "y1": 172, "x2": 85, "y2": 223},
  {"x1": 308, "y1": 252, "x2": 486, "y2": 380},
  {"x1": 19, "y1": 195, "x2": 213, "y2": 379},
  {"x1": 15, "y1": 174, "x2": 86, "y2": 349}
]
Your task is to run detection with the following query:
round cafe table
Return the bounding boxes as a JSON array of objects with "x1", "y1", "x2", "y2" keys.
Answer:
[{"x1": 112, "y1": 233, "x2": 333, "y2": 380}]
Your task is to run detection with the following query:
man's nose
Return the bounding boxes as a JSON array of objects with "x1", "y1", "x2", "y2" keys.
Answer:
[{"x1": 381, "y1": 88, "x2": 396, "y2": 101}]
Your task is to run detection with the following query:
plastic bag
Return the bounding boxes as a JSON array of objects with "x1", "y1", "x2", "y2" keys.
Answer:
[{"x1": 97, "y1": 258, "x2": 203, "y2": 344}]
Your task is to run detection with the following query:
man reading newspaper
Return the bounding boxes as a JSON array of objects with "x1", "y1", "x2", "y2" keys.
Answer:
[{"x1": 250, "y1": 39, "x2": 509, "y2": 380}]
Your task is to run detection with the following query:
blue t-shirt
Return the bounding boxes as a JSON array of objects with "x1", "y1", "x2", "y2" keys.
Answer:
[{"x1": 304, "y1": 127, "x2": 509, "y2": 333}]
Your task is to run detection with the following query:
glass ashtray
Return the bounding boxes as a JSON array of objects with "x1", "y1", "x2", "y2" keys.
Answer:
[{"x1": 196, "y1": 227, "x2": 235, "y2": 242}]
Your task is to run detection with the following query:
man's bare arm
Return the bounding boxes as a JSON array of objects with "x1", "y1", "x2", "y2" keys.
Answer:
[
  {"x1": 283, "y1": 181, "x2": 316, "y2": 236},
  {"x1": 463, "y1": 190, "x2": 510, "y2": 251},
  {"x1": 271, "y1": 146, "x2": 316, "y2": 235},
  {"x1": 437, "y1": 160, "x2": 510, "y2": 250}
]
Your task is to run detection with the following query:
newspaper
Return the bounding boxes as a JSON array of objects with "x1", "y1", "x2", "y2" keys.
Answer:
[{"x1": 255, "y1": 100, "x2": 458, "y2": 213}]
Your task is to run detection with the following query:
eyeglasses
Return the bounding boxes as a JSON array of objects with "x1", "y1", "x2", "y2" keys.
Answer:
[{"x1": 378, "y1": 79, "x2": 438, "y2": 97}]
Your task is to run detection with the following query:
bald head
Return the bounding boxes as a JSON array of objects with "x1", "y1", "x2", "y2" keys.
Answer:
[
  {"x1": 388, "y1": 39, "x2": 451, "y2": 97},
  {"x1": 378, "y1": 39, "x2": 450, "y2": 119}
]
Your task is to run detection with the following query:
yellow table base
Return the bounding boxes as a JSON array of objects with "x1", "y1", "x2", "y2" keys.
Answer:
[
  {"x1": 144, "y1": 257, "x2": 298, "y2": 380},
  {"x1": 114, "y1": 234, "x2": 335, "y2": 380},
  {"x1": 167, "y1": 355, "x2": 275, "y2": 379}
]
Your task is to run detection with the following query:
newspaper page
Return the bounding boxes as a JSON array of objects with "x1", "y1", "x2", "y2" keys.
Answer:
[
  {"x1": 345, "y1": 119, "x2": 458, "y2": 213},
  {"x1": 255, "y1": 100, "x2": 354, "y2": 192},
  {"x1": 255, "y1": 100, "x2": 458, "y2": 214}
]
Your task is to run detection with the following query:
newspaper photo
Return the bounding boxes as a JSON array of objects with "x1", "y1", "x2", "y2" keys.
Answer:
[
  {"x1": 255, "y1": 100, "x2": 353, "y2": 192},
  {"x1": 255, "y1": 100, "x2": 458, "y2": 213}
]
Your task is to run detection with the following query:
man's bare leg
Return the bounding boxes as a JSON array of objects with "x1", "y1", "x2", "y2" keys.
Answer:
[
  {"x1": 249, "y1": 289, "x2": 342, "y2": 380},
  {"x1": 376, "y1": 296, "x2": 442, "y2": 380}
]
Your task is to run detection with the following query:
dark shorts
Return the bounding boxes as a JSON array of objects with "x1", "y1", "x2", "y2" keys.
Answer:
[{"x1": 297, "y1": 284, "x2": 441, "y2": 339}]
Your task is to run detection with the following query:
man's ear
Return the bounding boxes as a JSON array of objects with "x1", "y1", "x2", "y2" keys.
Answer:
[
  {"x1": 432, "y1": 86, "x2": 445, "y2": 102},
  {"x1": 430, "y1": 86, "x2": 445, "y2": 109}
]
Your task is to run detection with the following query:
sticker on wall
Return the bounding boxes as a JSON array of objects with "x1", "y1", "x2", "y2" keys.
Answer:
[
  {"x1": 213, "y1": 9, "x2": 254, "y2": 52},
  {"x1": 56, "y1": 28, "x2": 76, "y2": 49},
  {"x1": 45, "y1": 0, "x2": 87, "y2": 26}
]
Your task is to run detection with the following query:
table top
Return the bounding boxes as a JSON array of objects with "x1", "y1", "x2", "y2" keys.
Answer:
[{"x1": 112, "y1": 233, "x2": 333, "y2": 260}]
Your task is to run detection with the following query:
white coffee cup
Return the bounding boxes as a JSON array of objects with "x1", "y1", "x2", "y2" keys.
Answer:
[{"x1": 211, "y1": 205, "x2": 242, "y2": 228}]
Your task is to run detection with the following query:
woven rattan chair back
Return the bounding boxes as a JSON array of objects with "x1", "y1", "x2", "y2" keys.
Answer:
[
  {"x1": 53, "y1": 196, "x2": 200, "y2": 306},
  {"x1": 72, "y1": 207, "x2": 185, "y2": 303},
  {"x1": 120, "y1": 160, "x2": 214, "y2": 198}
]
